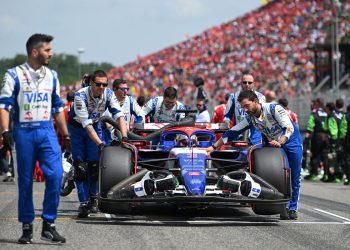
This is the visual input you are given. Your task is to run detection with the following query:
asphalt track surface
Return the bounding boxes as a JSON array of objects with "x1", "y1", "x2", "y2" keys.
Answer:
[{"x1": 1, "y1": 169, "x2": 350, "y2": 249}]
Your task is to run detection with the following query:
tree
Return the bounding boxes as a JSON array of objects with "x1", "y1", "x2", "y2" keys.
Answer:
[{"x1": 0, "y1": 53, "x2": 114, "y2": 86}]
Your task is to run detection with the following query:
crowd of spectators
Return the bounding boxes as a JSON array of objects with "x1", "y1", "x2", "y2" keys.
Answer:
[{"x1": 105, "y1": 0, "x2": 350, "y2": 107}]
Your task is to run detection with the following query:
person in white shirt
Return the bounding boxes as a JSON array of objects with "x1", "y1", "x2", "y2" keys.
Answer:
[{"x1": 195, "y1": 98, "x2": 210, "y2": 123}]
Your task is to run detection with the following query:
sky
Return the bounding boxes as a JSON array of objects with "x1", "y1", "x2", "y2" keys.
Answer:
[{"x1": 0, "y1": 0, "x2": 263, "y2": 67}]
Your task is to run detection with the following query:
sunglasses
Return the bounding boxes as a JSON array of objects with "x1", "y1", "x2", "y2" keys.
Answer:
[
  {"x1": 242, "y1": 81, "x2": 254, "y2": 85},
  {"x1": 118, "y1": 87, "x2": 129, "y2": 91},
  {"x1": 93, "y1": 81, "x2": 108, "y2": 87}
]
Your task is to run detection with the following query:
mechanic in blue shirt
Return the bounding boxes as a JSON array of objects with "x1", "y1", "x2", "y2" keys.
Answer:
[
  {"x1": 0, "y1": 33, "x2": 69, "y2": 243},
  {"x1": 224, "y1": 73, "x2": 265, "y2": 144},
  {"x1": 207, "y1": 90, "x2": 302, "y2": 220},
  {"x1": 68, "y1": 70, "x2": 128, "y2": 218}
]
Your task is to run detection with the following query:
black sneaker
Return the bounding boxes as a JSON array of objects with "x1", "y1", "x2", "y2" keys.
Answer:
[
  {"x1": 289, "y1": 210, "x2": 298, "y2": 220},
  {"x1": 280, "y1": 207, "x2": 290, "y2": 220},
  {"x1": 18, "y1": 223, "x2": 33, "y2": 244},
  {"x1": 78, "y1": 203, "x2": 90, "y2": 218},
  {"x1": 88, "y1": 196, "x2": 98, "y2": 214},
  {"x1": 41, "y1": 222, "x2": 66, "y2": 243}
]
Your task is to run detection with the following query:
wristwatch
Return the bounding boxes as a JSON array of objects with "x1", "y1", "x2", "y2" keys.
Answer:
[{"x1": 212, "y1": 144, "x2": 218, "y2": 150}]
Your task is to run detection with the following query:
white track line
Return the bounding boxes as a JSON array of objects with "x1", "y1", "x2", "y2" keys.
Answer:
[
  {"x1": 314, "y1": 208, "x2": 350, "y2": 222},
  {"x1": 102, "y1": 219, "x2": 350, "y2": 225}
]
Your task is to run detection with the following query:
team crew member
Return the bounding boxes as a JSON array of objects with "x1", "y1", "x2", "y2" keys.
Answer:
[
  {"x1": 143, "y1": 87, "x2": 186, "y2": 122},
  {"x1": 68, "y1": 70, "x2": 127, "y2": 218},
  {"x1": 323, "y1": 102, "x2": 347, "y2": 183},
  {"x1": 195, "y1": 98, "x2": 210, "y2": 123},
  {"x1": 224, "y1": 73, "x2": 265, "y2": 145},
  {"x1": 102, "y1": 79, "x2": 144, "y2": 143},
  {"x1": 304, "y1": 98, "x2": 328, "y2": 181},
  {"x1": 0, "y1": 34, "x2": 69, "y2": 244},
  {"x1": 207, "y1": 90, "x2": 302, "y2": 220},
  {"x1": 213, "y1": 93, "x2": 231, "y2": 123},
  {"x1": 278, "y1": 98, "x2": 298, "y2": 126},
  {"x1": 112, "y1": 78, "x2": 144, "y2": 128}
]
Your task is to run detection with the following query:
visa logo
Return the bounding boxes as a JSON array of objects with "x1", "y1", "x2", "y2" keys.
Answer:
[
  {"x1": 264, "y1": 125, "x2": 280, "y2": 135},
  {"x1": 238, "y1": 109, "x2": 245, "y2": 116},
  {"x1": 25, "y1": 93, "x2": 49, "y2": 103}
]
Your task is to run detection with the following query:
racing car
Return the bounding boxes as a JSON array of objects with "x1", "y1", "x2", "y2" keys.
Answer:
[{"x1": 98, "y1": 114, "x2": 291, "y2": 216}]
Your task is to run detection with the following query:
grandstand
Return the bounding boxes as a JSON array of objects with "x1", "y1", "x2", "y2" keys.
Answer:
[{"x1": 108, "y1": 0, "x2": 350, "y2": 129}]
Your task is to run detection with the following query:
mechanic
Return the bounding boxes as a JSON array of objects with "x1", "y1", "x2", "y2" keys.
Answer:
[
  {"x1": 224, "y1": 73, "x2": 266, "y2": 145},
  {"x1": 343, "y1": 105, "x2": 350, "y2": 186},
  {"x1": 143, "y1": 86, "x2": 186, "y2": 123},
  {"x1": 278, "y1": 98, "x2": 298, "y2": 126},
  {"x1": 0, "y1": 33, "x2": 69, "y2": 243},
  {"x1": 213, "y1": 93, "x2": 231, "y2": 123},
  {"x1": 195, "y1": 98, "x2": 210, "y2": 123},
  {"x1": 322, "y1": 101, "x2": 347, "y2": 183},
  {"x1": 68, "y1": 70, "x2": 128, "y2": 218},
  {"x1": 102, "y1": 78, "x2": 144, "y2": 143},
  {"x1": 303, "y1": 98, "x2": 328, "y2": 181},
  {"x1": 207, "y1": 90, "x2": 302, "y2": 220}
]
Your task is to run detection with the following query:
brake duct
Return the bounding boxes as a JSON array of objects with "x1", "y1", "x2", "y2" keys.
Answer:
[{"x1": 216, "y1": 171, "x2": 284, "y2": 200}]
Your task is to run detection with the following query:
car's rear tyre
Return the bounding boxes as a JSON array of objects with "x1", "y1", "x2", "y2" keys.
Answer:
[
  {"x1": 99, "y1": 145, "x2": 133, "y2": 214},
  {"x1": 250, "y1": 147, "x2": 290, "y2": 215}
]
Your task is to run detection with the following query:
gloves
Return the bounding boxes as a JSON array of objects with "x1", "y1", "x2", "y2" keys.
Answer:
[
  {"x1": 98, "y1": 143, "x2": 105, "y2": 153},
  {"x1": 2, "y1": 131, "x2": 12, "y2": 151},
  {"x1": 63, "y1": 137, "x2": 72, "y2": 158},
  {"x1": 121, "y1": 136, "x2": 129, "y2": 143}
]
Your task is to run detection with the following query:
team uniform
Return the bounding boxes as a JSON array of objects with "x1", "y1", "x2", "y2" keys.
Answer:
[
  {"x1": 143, "y1": 96, "x2": 186, "y2": 122},
  {"x1": 305, "y1": 107, "x2": 328, "y2": 178},
  {"x1": 68, "y1": 87, "x2": 124, "y2": 205},
  {"x1": 222, "y1": 103, "x2": 302, "y2": 212},
  {"x1": 0, "y1": 63, "x2": 63, "y2": 223},
  {"x1": 103, "y1": 95, "x2": 144, "y2": 144},
  {"x1": 224, "y1": 91, "x2": 266, "y2": 144}
]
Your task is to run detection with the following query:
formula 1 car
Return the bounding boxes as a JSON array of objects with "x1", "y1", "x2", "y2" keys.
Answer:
[{"x1": 98, "y1": 114, "x2": 291, "y2": 216}]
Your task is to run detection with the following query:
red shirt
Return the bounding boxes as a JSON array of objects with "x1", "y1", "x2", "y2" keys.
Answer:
[
  {"x1": 287, "y1": 109, "x2": 298, "y2": 126},
  {"x1": 212, "y1": 104, "x2": 226, "y2": 123}
]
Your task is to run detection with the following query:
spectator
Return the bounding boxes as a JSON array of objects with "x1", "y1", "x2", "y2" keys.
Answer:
[{"x1": 108, "y1": 1, "x2": 340, "y2": 108}]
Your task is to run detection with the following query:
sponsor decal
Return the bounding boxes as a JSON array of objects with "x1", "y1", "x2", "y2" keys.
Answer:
[
  {"x1": 24, "y1": 111, "x2": 33, "y2": 120},
  {"x1": 189, "y1": 172, "x2": 200, "y2": 176},
  {"x1": 43, "y1": 110, "x2": 49, "y2": 119},
  {"x1": 24, "y1": 92, "x2": 48, "y2": 103},
  {"x1": 24, "y1": 104, "x2": 30, "y2": 111},
  {"x1": 190, "y1": 179, "x2": 202, "y2": 184},
  {"x1": 32, "y1": 104, "x2": 48, "y2": 109},
  {"x1": 134, "y1": 187, "x2": 143, "y2": 192}
]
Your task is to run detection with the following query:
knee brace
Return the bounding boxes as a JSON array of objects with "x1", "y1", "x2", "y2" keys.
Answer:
[
  {"x1": 73, "y1": 160, "x2": 88, "y2": 181},
  {"x1": 88, "y1": 161, "x2": 99, "y2": 181}
]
